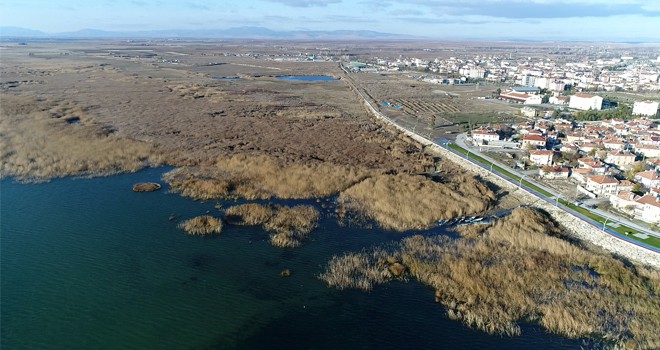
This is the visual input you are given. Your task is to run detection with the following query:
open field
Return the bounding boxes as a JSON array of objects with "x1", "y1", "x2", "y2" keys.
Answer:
[{"x1": 321, "y1": 207, "x2": 660, "y2": 349}]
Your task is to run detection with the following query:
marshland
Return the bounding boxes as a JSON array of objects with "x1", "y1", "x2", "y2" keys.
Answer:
[{"x1": 2, "y1": 41, "x2": 658, "y2": 349}]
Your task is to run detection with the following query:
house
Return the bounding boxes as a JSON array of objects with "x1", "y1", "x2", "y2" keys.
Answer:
[
  {"x1": 585, "y1": 175, "x2": 619, "y2": 197},
  {"x1": 500, "y1": 91, "x2": 530, "y2": 103},
  {"x1": 634, "y1": 144, "x2": 660, "y2": 158},
  {"x1": 635, "y1": 195, "x2": 660, "y2": 224},
  {"x1": 632, "y1": 100, "x2": 659, "y2": 117},
  {"x1": 617, "y1": 180, "x2": 635, "y2": 192},
  {"x1": 605, "y1": 151, "x2": 636, "y2": 168},
  {"x1": 578, "y1": 158, "x2": 607, "y2": 175},
  {"x1": 520, "y1": 107, "x2": 538, "y2": 118},
  {"x1": 472, "y1": 129, "x2": 500, "y2": 144},
  {"x1": 540, "y1": 166, "x2": 570, "y2": 179},
  {"x1": 635, "y1": 171, "x2": 660, "y2": 188},
  {"x1": 549, "y1": 96, "x2": 569, "y2": 105},
  {"x1": 572, "y1": 168, "x2": 593, "y2": 184},
  {"x1": 569, "y1": 94, "x2": 603, "y2": 111},
  {"x1": 609, "y1": 191, "x2": 640, "y2": 213},
  {"x1": 602, "y1": 140, "x2": 626, "y2": 150},
  {"x1": 529, "y1": 150, "x2": 555, "y2": 165},
  {"x1": 521, "y1": 135, "x2": 547, "y2": 149}
]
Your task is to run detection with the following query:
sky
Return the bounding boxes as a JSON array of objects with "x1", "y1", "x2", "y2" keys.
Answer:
[{"x1": 1, "y1": 0, "x2": 660, "y2": 41}]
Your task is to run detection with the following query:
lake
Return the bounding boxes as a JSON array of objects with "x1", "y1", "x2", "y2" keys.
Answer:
[
  {"x1": 1, "y1": 168, "x2": 587, "y2": 349},
  {"x1": 276, "y1": 75, "x2": 338, "y2": 82}
]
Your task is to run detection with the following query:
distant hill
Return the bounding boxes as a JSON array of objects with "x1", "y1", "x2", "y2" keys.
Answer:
[{"x1": 0, "y1": 26, "x2": 416, "y2": 40}]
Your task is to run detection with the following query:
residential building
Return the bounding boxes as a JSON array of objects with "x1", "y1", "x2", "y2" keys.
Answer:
[
  {"x1": 632, "y1": 100, "x2": 659, "y2": 117},
  {"x1": 605, "y1": 151, "x2": 636, "y2": 168},
  {"x1": 472, "y1": 129, "x2": 500, "y2": 144},
  {"x1": 610, "y1": 191, "x2": 639, "y2": 213},
  {"x1": 521, "y1": 135, "x2": 547, "y2": 149},
  {"x1": 569, "y1": 94, "x2": 603, "y2": 111},
  {"x1": 635, "y1": 195, "x2": 660, "y2": 224},
  {"x1": 539, "y1": 166, "x2": 570, "y2": 179},
  {"x1": 585, "y1": 175, "x2": 619, "y2": 197},
  {"x1": 635, "y1": 171, "x2": 660, "y2": 188},
  {"x1": 529, "y1": 150, "x2": 555, "y2": 165}
]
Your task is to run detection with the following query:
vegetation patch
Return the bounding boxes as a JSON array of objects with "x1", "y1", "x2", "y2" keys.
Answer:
[
  {"x1": 337, "y1": 173, "x2": 495, "y2": 231},
  {"x1": 224, "y1": 203, "x2": 273, "y2": 225},
  {"x1": 132, "y1": 182, "x2": 161, "y2": 192},
  {"x1": 224, "y1": 203, "x2": 320, "y2": 248},
  {"x1": 320, "y1": 208, "x2": 660, "y2": 348},
  {"x1": 0, "y1": 95, "x2": 159, "y2": 181},
  {"x1": 178, "y1": 215, "x2": 223, "y2": 236},
  {"x1": 164, "y1": 155, "x2": 368, "y2": 200}
]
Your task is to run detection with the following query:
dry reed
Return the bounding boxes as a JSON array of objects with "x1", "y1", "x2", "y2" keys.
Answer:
[
  {"x1": 223, "y1": 203, "x2": 320, "y2": 248},
  {"x1": 178, "y1": 216, "x2": 223, "y2": 235},
  {"x1": 320, "y1": 207, "x2": 660, "y2": 348},
  {"x1": 164, "y1": 155, "x2": 368, "y2": 200},
  {"x1": 0, "y1": 95, "x2": 158, "y2": 181},
  {"x1": 264, "y1": 205, "x2": 320, "y2": 248},
  {"x1": 338, "y1": 174, "x2": 495, "y2": 231},
  {"x1": 224, "y1": 203, "x2": 273, "y2": 225}
]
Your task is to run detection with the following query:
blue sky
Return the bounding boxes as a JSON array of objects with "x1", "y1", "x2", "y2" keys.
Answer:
[{"x1": 2, "y1": 0, "x2": 660, "y2": 40}]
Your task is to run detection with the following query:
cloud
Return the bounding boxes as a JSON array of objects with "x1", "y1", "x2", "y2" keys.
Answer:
[
  {"x1": 187, "y1": 2, "x2": 210, "y2": 10},
  {"x1": 263, "y1": 0, "x2": 341, "y2": 7},
  {"x1": 383, "y1": 0, "x2": 660, "y2": 19}
]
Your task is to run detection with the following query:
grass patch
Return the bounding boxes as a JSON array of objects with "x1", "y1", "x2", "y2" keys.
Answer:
[
  {"x1": 338, "y1": 173, "x2": 495, "y2": 231},
  {"x1": 178, "y1": 216, "x2": 223, "y2": 235},
  {"x1": 320, "y1": 208, "x2": 660, "y2": 348},
  {"x1": 0, "y1": 95, "x2": 159, "y2": 181},
  {"x1": 224, "y1": 203, "x2": 320, "y2": 248},
  {"x1": 224, "y1": 203, "x2": 273, "y2": 225},
  {"x1": 164, "y1": 155, "x2": 368, "y2": 200}
]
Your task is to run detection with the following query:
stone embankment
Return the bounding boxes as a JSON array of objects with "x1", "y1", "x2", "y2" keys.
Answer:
[{"x1": 361, "y1": 98, "x2": 660, "y2": 270}]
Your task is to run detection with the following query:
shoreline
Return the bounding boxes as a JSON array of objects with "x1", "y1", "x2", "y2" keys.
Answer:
[{"x1": 355, "y1": 90, "x2": 660, "y2": 269}]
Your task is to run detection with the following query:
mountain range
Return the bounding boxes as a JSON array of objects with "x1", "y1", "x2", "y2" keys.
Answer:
[{"x1": 0, "y1": 26, "x2": 417, "y2": 40}]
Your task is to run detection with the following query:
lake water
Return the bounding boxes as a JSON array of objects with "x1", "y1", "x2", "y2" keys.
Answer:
[
  {"x1": 276, "y1": 75, "x2": 338, "y2": 82},
  {"x1": 1, "y1": 168, "x2": 587, "y2": 349}
]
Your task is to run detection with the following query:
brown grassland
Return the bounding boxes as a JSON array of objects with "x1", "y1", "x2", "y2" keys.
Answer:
[
  {"x1": 338, "y1": 173, "x2": 496, "y2": 231},
  {"x1": 0, "y1": 95, "x2": 158, "y2": 181},
  {"x1": 224, "y1": 203, "x2": 320, "y2": 247},
  {"x1": 178, "y1": 215, "x2": 223, "y2": 235},
  {"x1": 320, "y1": 207, "x2": 660, "y2": 349}
]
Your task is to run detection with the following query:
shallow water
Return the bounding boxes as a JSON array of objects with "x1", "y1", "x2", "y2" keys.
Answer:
[
  {"x1": 276, "y1": 75, "x2": 338, "y2": 82},
  {"x1": 1, "y1": 168, "x2": 586, "y2": 349}
]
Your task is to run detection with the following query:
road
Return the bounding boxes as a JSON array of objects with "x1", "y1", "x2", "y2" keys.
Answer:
[
  {"x1": 454, "y1": 133, "x2": 660, "y2": 239},
  {"x1": 339, "y1": 65, "x2": 659, "y2": 251}
]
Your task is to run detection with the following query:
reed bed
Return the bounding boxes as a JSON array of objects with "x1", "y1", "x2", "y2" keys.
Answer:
[
  {"x1": 337, "y1": 174, "x2": 495, "y2": 231},
  {"x1": 164, "y1": 155, "x2": 368, "y2": 201},
  {"x1": 320, "y1": 208, "x2": 660, "y2": 348},
  {"x1": 265, "y1": 205, "x2": 320, "y2": 248},
  {"x1": 0, "y1": 95, "x2": 158, "y2": 181},
  {"x1": 223, "y1": 203, "x2": 320, "y2": 248},
  {"x1": 178, "y1": 215, "x2": 223, "y2": 236},
  {"x1": 224, "y1": 203, "x2": 273, "y2": 225}
]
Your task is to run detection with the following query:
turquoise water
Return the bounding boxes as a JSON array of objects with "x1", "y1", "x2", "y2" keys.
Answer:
[
  {"x1": 276, "y1": 75, "x2": 338, "y2": 82},
  {"x1": 1, "y1": 168, "x2": 586, "y2": 349}
]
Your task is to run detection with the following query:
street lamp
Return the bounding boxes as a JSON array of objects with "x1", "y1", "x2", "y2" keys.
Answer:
[
  {"x1": 519, "y1": 175, "x2": 526, "y2": 190},
  {"x1": 490, "y1": 162, "x2": 494, "y2": 172},
  {"x1": 602, "y1": 217, "x2": 609, "y2": 232}
]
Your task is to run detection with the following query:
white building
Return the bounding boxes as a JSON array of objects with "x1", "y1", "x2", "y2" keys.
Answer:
[
  {"x1": 636, "y1": 195, "x2": 660, "y2": 224},
  {"x1": 471, "y1": 130, "x2": 500, "y2": 144},
  {"x1": 585, "y1": 175, "x2": 619, "y2": 197},
  {"x1": 635, "y1": 171, "x2": 660, "y2": 189},
  {"x1": 529, "y1": 150, "x2": 555, "y2": 165},
  {"x1": 632, "y1": 101, "x2": 659, "y2": 117},
  {"x1": 569, "y1": 94, "x2": 603, "y2": 111}
]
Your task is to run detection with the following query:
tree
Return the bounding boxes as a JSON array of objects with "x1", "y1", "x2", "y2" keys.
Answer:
[
  {"x1": 632, "y1": 183, "x2": 646, "y2": 195},
  {"x1": 625, "y1": 161, "x2": 646, "y2": 180}
]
